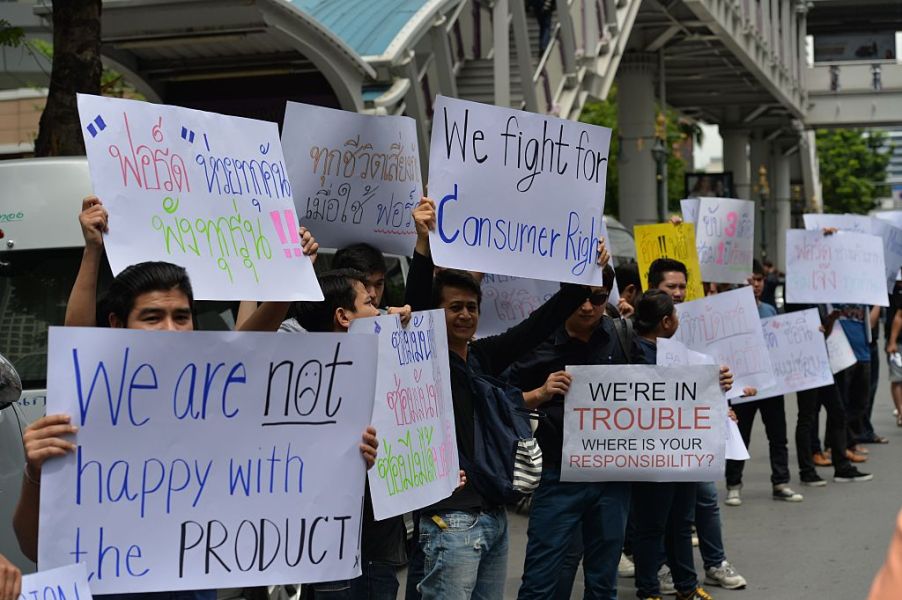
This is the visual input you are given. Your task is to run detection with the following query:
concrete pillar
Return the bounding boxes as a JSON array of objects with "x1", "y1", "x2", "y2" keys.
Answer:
[
  {"x1": 431, "y1": 16, "x2": 458, "y2": 98},
  {"x1": 721, "y1": 125, "x2": 751, "y2": 201},
  {"x1": 774, "y1": 153, "x2": 792, "y2": 272},
  {"x1": 493, "y1": 0, "x2": 510, "y2": 107},
  {"x1": 749, "y1": 130, "x2": 770, "y2": 259},
  {"x1": 617, "y1": 54, "x2": 658, "y2": 228}
]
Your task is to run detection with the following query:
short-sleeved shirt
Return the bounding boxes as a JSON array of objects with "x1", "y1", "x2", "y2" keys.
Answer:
[
  {"x1": 757, "y1": 302, "x2": 778, "y2": 319},
  {"x1": 835, "y1": 304, "x2": 871, "y2": 363}
]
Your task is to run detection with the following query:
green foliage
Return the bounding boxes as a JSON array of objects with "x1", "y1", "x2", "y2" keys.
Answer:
[
  {"x1": 0, "y1": 19, "x2": 25, "y2": 47},
  {"x1": 816, "y1": 128, "x2": 890, "y2": 214},
  {"x1": 580, "y1": 85, "x2": 696, "y2": 219}
]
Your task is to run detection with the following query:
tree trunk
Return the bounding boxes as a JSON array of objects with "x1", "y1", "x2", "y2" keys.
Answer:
[{"x1": 33, "y1": 0, "x2": 102, "y2": 157}]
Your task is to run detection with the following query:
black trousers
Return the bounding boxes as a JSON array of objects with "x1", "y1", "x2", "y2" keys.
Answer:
[
  {"x1": 834, "y1": 362, "x2": 871, "y2": 447},
  {"x1": 796, "y1": 384, "x2": 850, "y2": 479},
  {"x1": 725, "y1": 396, "x2": 790, "y2": 487}
]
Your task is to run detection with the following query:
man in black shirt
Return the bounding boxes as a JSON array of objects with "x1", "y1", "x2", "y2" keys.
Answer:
[
  {"x1": 503, "y1": 266, "x2": 630, "y2": 599},
  {"x1": 403, "y1": 198, "x2": 609, "y2": 599}
]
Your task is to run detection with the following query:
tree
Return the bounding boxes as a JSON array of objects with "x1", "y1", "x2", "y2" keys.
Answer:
[
  {"x1": 0, "y1": 19, "x2": 25, "y2": 47},
  {"x1": 816, "y1": 128, "x2": 890, "y2": 214},
  {"x1": 34, "y1": 0, "x2": 102, "y2": 157}
]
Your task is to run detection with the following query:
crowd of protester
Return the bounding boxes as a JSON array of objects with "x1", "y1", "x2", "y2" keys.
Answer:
[{"x1": 1, "y1": 198, "x2": 900, "y2": 600}]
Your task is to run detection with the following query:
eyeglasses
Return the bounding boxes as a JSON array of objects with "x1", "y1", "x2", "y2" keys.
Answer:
[{"x1": 587, "y1": 291, "x2": 610, "y2": 306}]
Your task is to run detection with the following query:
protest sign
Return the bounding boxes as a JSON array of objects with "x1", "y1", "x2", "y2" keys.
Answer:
[
  {"x1": 561, "y1": 365, "x2": 725, "y2": 482},
  {"x1": 826, "y1": 325, "x2": 857, "y2": 374},
  {"x1": 672, "y1": 286, "x2": 775, "y2": 403},
  {"x1": 76, "y1": 94, "x2": 321, "y2": 302},
  {"x1": 694, "y1": 197, "x2": 755, "y2": 284},
  {"x1": 681, "y1": 198, "x2": 700, "y2": 224},
  {"x1": 785, "y1": 230, "x2": 889, "y2": 306},
  {"x1": 348, "y1": 310, "x2": 458, "y2": 520},
  {"x1": 476, "y1": 274, "x2": 558, "y2": 337},
  {"x1": 725, "y1": 418, "x2": 750, "y2": 461},
  {"x1": 282, "y1": 102, "x2": 422, "y2": 256},
  {"x1": 656, "y1": 337, "x2": 741, "y2": 400},
  {"x1": 803, "y1": 213, "x2": 902, "y2": 292},
  {"x1": 427, "y1": 96, "x2": 611, "y2": 285},
  {"x1": 757, "y1": 309, "x2": 833, "y2": 399},
  {"x1": 875, "y1": 210, "x2": 902, "y2": 230},
  {"x1": 634, "y1": 223, "x2": 705, "y2": 300},
  {"x1": 21, "y1": 564, "x2": 92, "y2": 600},
  {"x1": 40, "y1": 327, "x2": 377, "y2": 593}
]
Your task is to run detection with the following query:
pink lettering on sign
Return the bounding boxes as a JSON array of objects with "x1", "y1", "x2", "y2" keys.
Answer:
[{"x1": 107, "y1": 113, "x2": 191, "y2": 193}]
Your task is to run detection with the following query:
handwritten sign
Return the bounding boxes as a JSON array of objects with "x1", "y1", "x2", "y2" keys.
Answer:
[
  {"x1": 694, "y1": 197, "x2": 755, "y2": 284},
  {"x1": 20, "y1": 564, "x2": 92, "y2": 600},
  {"x1": 803, "y1": 213, "x2": 902, "y2": 292},
  {"x1": 672, "y1": 286, "x2": 775, "y2": 403},
  {"x1": 348, "y1": 310, "x2": 458, "y2": 520},
  {"x1": 785, "y1": 230, "x2": 889, "y2": 306},
  {"x1": 427, "y1": 96, "x2": 610, "y2": 285},
  {"x1": 826, "y1": 325, "x2": 857, "y2": 374},
  {"x1": 681, "y1": 198, "x2": 700, "y2": 224},
  {"x1": 40, "y1": 327, "x2": 377, "y2": 593},
  {"x1": 875, "y1": 210, "x2": 902, "y2": 230},
  {"x1": 757, "y1": 309, "x2": 833, "y2": 399},
  {"x1": 561, "y1": 365, "x2": 725, "y2": 482},
  {"x1": 634, "y1": 223, "x2": 705, "y2": 300},
  {"x1": 76, "y1": 94, "x2": 322, "y2": 302},
  {"x1": 282, "y1": 103, "x2": 422, "y2": 256},
  {"x1": 656, "y1": 337, "x2": 716, "y2": 368}
]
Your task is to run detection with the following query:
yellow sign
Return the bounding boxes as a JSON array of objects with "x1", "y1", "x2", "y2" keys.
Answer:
[{"x1": 634, "y1": 222, "x2": 705, "y2": 301}]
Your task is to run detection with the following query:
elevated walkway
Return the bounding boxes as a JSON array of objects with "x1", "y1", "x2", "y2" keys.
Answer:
[{"x1": 805, "y1": 62, "x2": 902, "y2": 127}]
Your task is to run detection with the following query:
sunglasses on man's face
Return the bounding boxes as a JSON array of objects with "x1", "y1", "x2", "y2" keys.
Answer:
[{"x1": 587, "y1": 291, "x2": 610, "y2": 306}]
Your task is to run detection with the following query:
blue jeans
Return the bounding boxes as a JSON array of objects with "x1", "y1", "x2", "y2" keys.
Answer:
[
  {"x1": 555, "y1": 528, "x2": 584, "y2": 600},
  {"x1": 632, "y1": 482, "x2": 697, "y2": 597},
  {"x1": 695, "y1": 481, "x2": 725, "y2": 569},
  {"x1": 518, "y1": 471, "x2": 630, "y2": 600},
  {"x1": 312, "y1": 562, "x2": 398, "y2": 599},
  {"x1": 418, "y1": 508, "x2": 508, "y2": 599}
]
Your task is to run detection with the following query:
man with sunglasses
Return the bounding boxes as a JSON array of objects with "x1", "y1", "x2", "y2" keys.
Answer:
[{"x1": 502, "y1": 266, "x2": 632, "y2": 600}]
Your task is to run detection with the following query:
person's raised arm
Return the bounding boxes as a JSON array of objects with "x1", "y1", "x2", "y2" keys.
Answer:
[
  {"x1": 236, "y1": 226, "x2": 319, "y2": 331},
  {"x1": 522, "y1": 371, "x2": 572, "y2": 409},
  {"x1": 65, "y1": 196, "x2": 108, "y2": 327},
  {"x1": 13, "y1": 415, "x2": 77, "y2": 562},
  {"x1": 405, "y1": 198, "x2": 437, "y2": 311}
]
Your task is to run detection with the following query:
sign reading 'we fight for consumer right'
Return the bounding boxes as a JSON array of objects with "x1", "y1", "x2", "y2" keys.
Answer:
[{"x1": 427, "y1": 96, "x2": 611, "y2": 286}]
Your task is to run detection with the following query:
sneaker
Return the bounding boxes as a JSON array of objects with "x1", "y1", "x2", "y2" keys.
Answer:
[
  {"x1": 691, "y1": 525, "x2": 699, "y2": 547},
  {"x1": 658, "y1": 565, "x2": 676, "y2": 595},
  {"x1": 705, "y1": 560, "x2": 748, "y2": 589},
  {"x1": 834, "y1": 467, "x2": 874, "y2": 482},
  {"x1": 676, "y1": 587, "x2": 715, "y2": 600},
  {"x1": 845, "y1": 449, "x2": 868, "y2": 463},
  {"x1": 724, "y1": 487, "x2": 742, "y2": 506},
  {"x1": 800, "y1": 474, "x2": 827, "y2": 487},
  {"x1": 772, "y1": 484, "x2": 804, "y2": 502},
  {"x1": 813, "y1": 451, "x2": 832, "y2": 467},
  {"x1": 618, "y1": 552, "x2": 635, "y2": 578}
]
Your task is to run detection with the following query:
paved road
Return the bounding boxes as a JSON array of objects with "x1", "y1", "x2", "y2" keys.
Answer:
[{"x1": 500, "y1": 375, "x2": 900, "y2": 599}]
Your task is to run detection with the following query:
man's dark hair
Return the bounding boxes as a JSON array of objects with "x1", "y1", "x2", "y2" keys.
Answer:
[
  {"x1": 99, "y1": 261, "x2": 193, "y2": 327},
  {"x1": 648, "y1": 258, "x2": 688, "y2": 289},
  {"x1": 295, "y1": 268, "x2": 367, "y2": 332},
  {"x1": 752, "y1": 259, "x2": 764, "y2": 276},
  {"x1": 634, "y1": 289, "x2": 675, "y2": 335},
  {"x1": 432, "y1": 269, "x2": 482, "y2": 309},
  {"x1": 332, "y1": 243, "x2": 387, "y2": 276},
  {"x1": 615, "y1": 262, "x2": 640, "y2": 292},
  {"x1": 762, "y1": 259, "x2": 774, "y2": 269}
]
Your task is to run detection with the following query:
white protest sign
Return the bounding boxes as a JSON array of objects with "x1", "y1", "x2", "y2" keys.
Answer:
[
  {"x1": 826, "y1": 325, "x2": 857, "y2": 374},
  {"x1": 672, "y1": 286, "x2": 775, "y2": 403},
  {"x1": 77, "y1": 94, "x2": 321, "y2": 301},
  {"x1": 757, "y1": 309, "x2": 833, "y2": 398},
  {"x1": 282, "y1": 102, "x2": 422, "y2": 256},
  {"x1": 681, "y1": 199, "x2": 700, "y2": 224},
  {"x1": 561, "y1": 365, "x2": 725, "y2": 482},
  {"x1": 427, "y1": 96, "x2": 611, "y2": 285},
  {"x1": 785, "y1": 230, "x2": 889, "y2": 306},
  {"x1": 21, "y1": 564, "x2": 92, "y2": 600},
  {"x1": 40, "y1": 327, "x2": 377, "y2": 593},
  {"x1": 656, "y1": 337, "x2": 742, "y2": 400},
  {"x1": 476, "y1": 275, "x2": 558, "y2": 338},
  {"x1": 694, "y1": 197, "x2": 755, "y2": 284},
  {"x1": 803, "y1": 213, "x2": 902, "y2": 292},
  {"x1": 725, "y1": 418, "x2": 750, "y2": 461},
  {"x1": 348, "y1": 310, "x2": 459, "y2": 520},
  {"x1": 875, "y1": 210, "x2": 902, "y2": 230}
]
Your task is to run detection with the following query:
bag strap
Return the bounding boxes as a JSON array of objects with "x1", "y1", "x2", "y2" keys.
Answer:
[{"x1": 612, "y1": 316, "x2": 634, "y2": 362}]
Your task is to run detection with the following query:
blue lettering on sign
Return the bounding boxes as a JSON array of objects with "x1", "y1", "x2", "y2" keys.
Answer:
[
  {"x1": 565, "y1": 212, "x2": 600, "y2": 276},
  {"x1": 73, "y1": 348, "x2": 155, "y2": 428}
]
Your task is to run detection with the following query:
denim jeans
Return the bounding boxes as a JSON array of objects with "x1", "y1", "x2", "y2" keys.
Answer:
[
  {"x1": 632, "y1": 482, "x2": 697, "y2": 597},
  {"x1": 554, "y1": 528, "x2": 585, "y2": 600},
  {"x1": 418, "y1": 508, "x2": 508, "y2": 599},
  {"x1": 517, "y1": 471, "x2": 630, "y2": 600},
  {"x1": 695, "y1": 482, "x2": 725, "y2": 570},
  {"x1": 725, "y1": 396, "x2": 790, "y2": 487}
]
